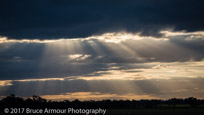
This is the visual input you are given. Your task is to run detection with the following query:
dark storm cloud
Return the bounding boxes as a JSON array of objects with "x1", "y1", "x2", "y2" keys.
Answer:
[{"x1": 0, "y1": 0, "x2": 204, "y2": 39}]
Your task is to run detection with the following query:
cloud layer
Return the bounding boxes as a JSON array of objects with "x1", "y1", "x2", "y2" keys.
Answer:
[
  {"x1": 0, "y1": 32, "x2": 204, "y2": 80},
  {"x1": 1, "y1": 0, "x2": 204, "y2": 39}
]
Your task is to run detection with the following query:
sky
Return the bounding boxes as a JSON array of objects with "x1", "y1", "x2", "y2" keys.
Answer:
[{"x1": 0, "y1": 0, "x2": 204, "y2": 101}]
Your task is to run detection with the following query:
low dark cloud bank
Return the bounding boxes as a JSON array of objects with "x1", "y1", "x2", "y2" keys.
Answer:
[
  {"x1": 0, "y1": 0, "x2": 204, "y2": 39},
  {"x1": 1, "y1": 77, "x2": 204, "y2": 98}
]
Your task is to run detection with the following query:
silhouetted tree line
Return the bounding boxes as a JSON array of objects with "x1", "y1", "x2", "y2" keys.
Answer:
[{"x1": 0, "y1": 94, "x2": 204, "y2": 110}]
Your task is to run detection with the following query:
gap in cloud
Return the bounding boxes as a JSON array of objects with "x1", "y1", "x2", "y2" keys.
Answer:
[{"x1": 41, "y1": 92, "x2": 159, "y2": 101}]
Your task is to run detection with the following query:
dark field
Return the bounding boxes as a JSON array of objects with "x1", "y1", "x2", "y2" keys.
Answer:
[
  {"x1": 1, "y1": 95, "x2": 204, "y2": 115},
  {"x1": 106, "y1": 108, "x2": 204, "y2": 115},
  {"x1": 0, "y1": 108, "x2": 204, "y2": 115}
]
